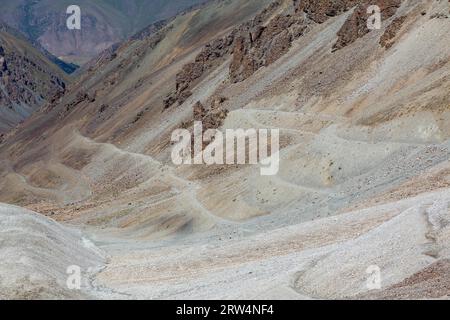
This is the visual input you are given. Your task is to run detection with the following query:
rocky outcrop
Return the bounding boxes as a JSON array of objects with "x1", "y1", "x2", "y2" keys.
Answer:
[
  {"x1": 165, "y1": 0, "x2": 308, "y2": 105},
  {"x1": 294, "y1": 0, "x2": 359, "y2": 24},
  {"x1": 203, "y1": 96, "x2": 229, "y2": 131},
  {"x1": 229, "y1": 11, "x2": 306, "y2": 83},
  {"x1": 193, "y1": 101, "x2": 207, "y2": 122},
  {"x1": 188, "y1": 97, "x2": 229, "y2": 151},
  {"x1": 229, "y1": 0, "x2": 405, "y2": 78},
  {"x1": 164, "y1": 36, "x2": 234, "y2": 108},
  {"x1": 380, "y1": 15, "x2": 407, "y2": 48},
  {"x1": 166, "y1": 0, "x2": 404, "y2": 107},
  {"x1": 332, "y1": 0, "x2": 402, "y2": 51}
]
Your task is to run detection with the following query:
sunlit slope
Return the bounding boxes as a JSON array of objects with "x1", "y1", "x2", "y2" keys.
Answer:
[
  {"x1": 0, "y1": 28, "x2": 69, "y2": 133},
  {"x1": 0, "y1": 0, "x2": 449, "y2": 299}
]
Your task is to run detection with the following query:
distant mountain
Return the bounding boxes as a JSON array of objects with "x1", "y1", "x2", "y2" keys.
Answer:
[
  {"x1": 0, "y1": 0, "x2": 207, "y2": 66},
  {"x1": 0, "y1": 21, "x2": 77, "y2": 73},
  {"x1": 0, "y1": 24, "x2": 69, "y2": 134}
]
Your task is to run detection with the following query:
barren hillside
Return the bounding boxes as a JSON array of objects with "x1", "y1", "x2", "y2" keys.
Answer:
[
  {"x1": 0, "y1": 0, "x2": 208, "y2": 65},
  {"x1": 0, "y1": 25, "x2": 69, "y2": 134},
  {"x1": 0, "y1": 0, "x2": 449, "y2": 299}
]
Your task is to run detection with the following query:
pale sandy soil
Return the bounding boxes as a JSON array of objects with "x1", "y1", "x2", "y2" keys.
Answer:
[
  {"x1": 2, "y1": 184, "x2": 449, "y2": 299},
  {"x1": 0, "y1": 204, "x2": 104, "y2": 299},
  {"x1": 1, "y1": 0, "x2": 450, "y2": 299}
]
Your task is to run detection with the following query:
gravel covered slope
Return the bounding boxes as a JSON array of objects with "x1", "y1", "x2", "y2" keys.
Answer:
[
  {"x1": 0, "y1": 203, "x2": 105, "y2": 299},
  {"x1": 0, "y1": 0, "x2": 450, "y2": 299}
]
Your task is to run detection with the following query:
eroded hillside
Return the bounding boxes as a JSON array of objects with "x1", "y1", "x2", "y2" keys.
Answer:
[
  {"x1": 0, "y1": 0, "x2": 450, "y2": 299},
  {"x1": 0, "y1": 0, "x2": 209, "y2": 65}
]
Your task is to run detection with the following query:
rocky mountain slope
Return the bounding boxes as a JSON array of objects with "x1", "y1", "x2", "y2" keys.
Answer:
[
  {"x1": 0, "y1": 26, "x2": 69, "y2": 135},
  {"x1": 0, "y1": 0, "x2": 450, "y2": 299},
  {"x1": 0, "y1": 0, "x2": 208, "y2": 65}
]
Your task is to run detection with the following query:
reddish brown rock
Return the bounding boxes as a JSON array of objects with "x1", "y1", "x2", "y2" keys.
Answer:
[
  {"x1": 176, "y1": 62, "x2": 203, "y2": 93},
  {"x1": 229, "y1": 36, "x2": 257, "y2": 83},
  {"x1": 177, "y1": 89, "x2": 193, "y2": 106},
  {"x1": 193, "y1": 101, "x2": 207, "y2": 121},
  {"x1": 380, "y1": 15, "x2": 407, "y2": 48},
  {"x1": 163, "y1": 92, "x2": 177, "y2": 109},
  {"x1": 168, "y1": 0, "x2": 404, "y2": 98},
  {"x1": 264, "y1": 30, "x2": 293, "y2": 66},
  {"x1": 190, "y1": 98, "x2": 228, "y2": 151},
  {"x1": 166, "y1": 36, "x2": 235, "y2": 108},
  {"x1": 229, "y1": 10, "x2": 308, "y2": 83},
  {"x1": 295, "y1": 0, "x2": 359, "y2": 23},
  {"x1": 332, "y1": 0, "x2": 402, "y2": 52},
  {"x1": 193, "y1": 96, "x2": 228, "y2": 131}
]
